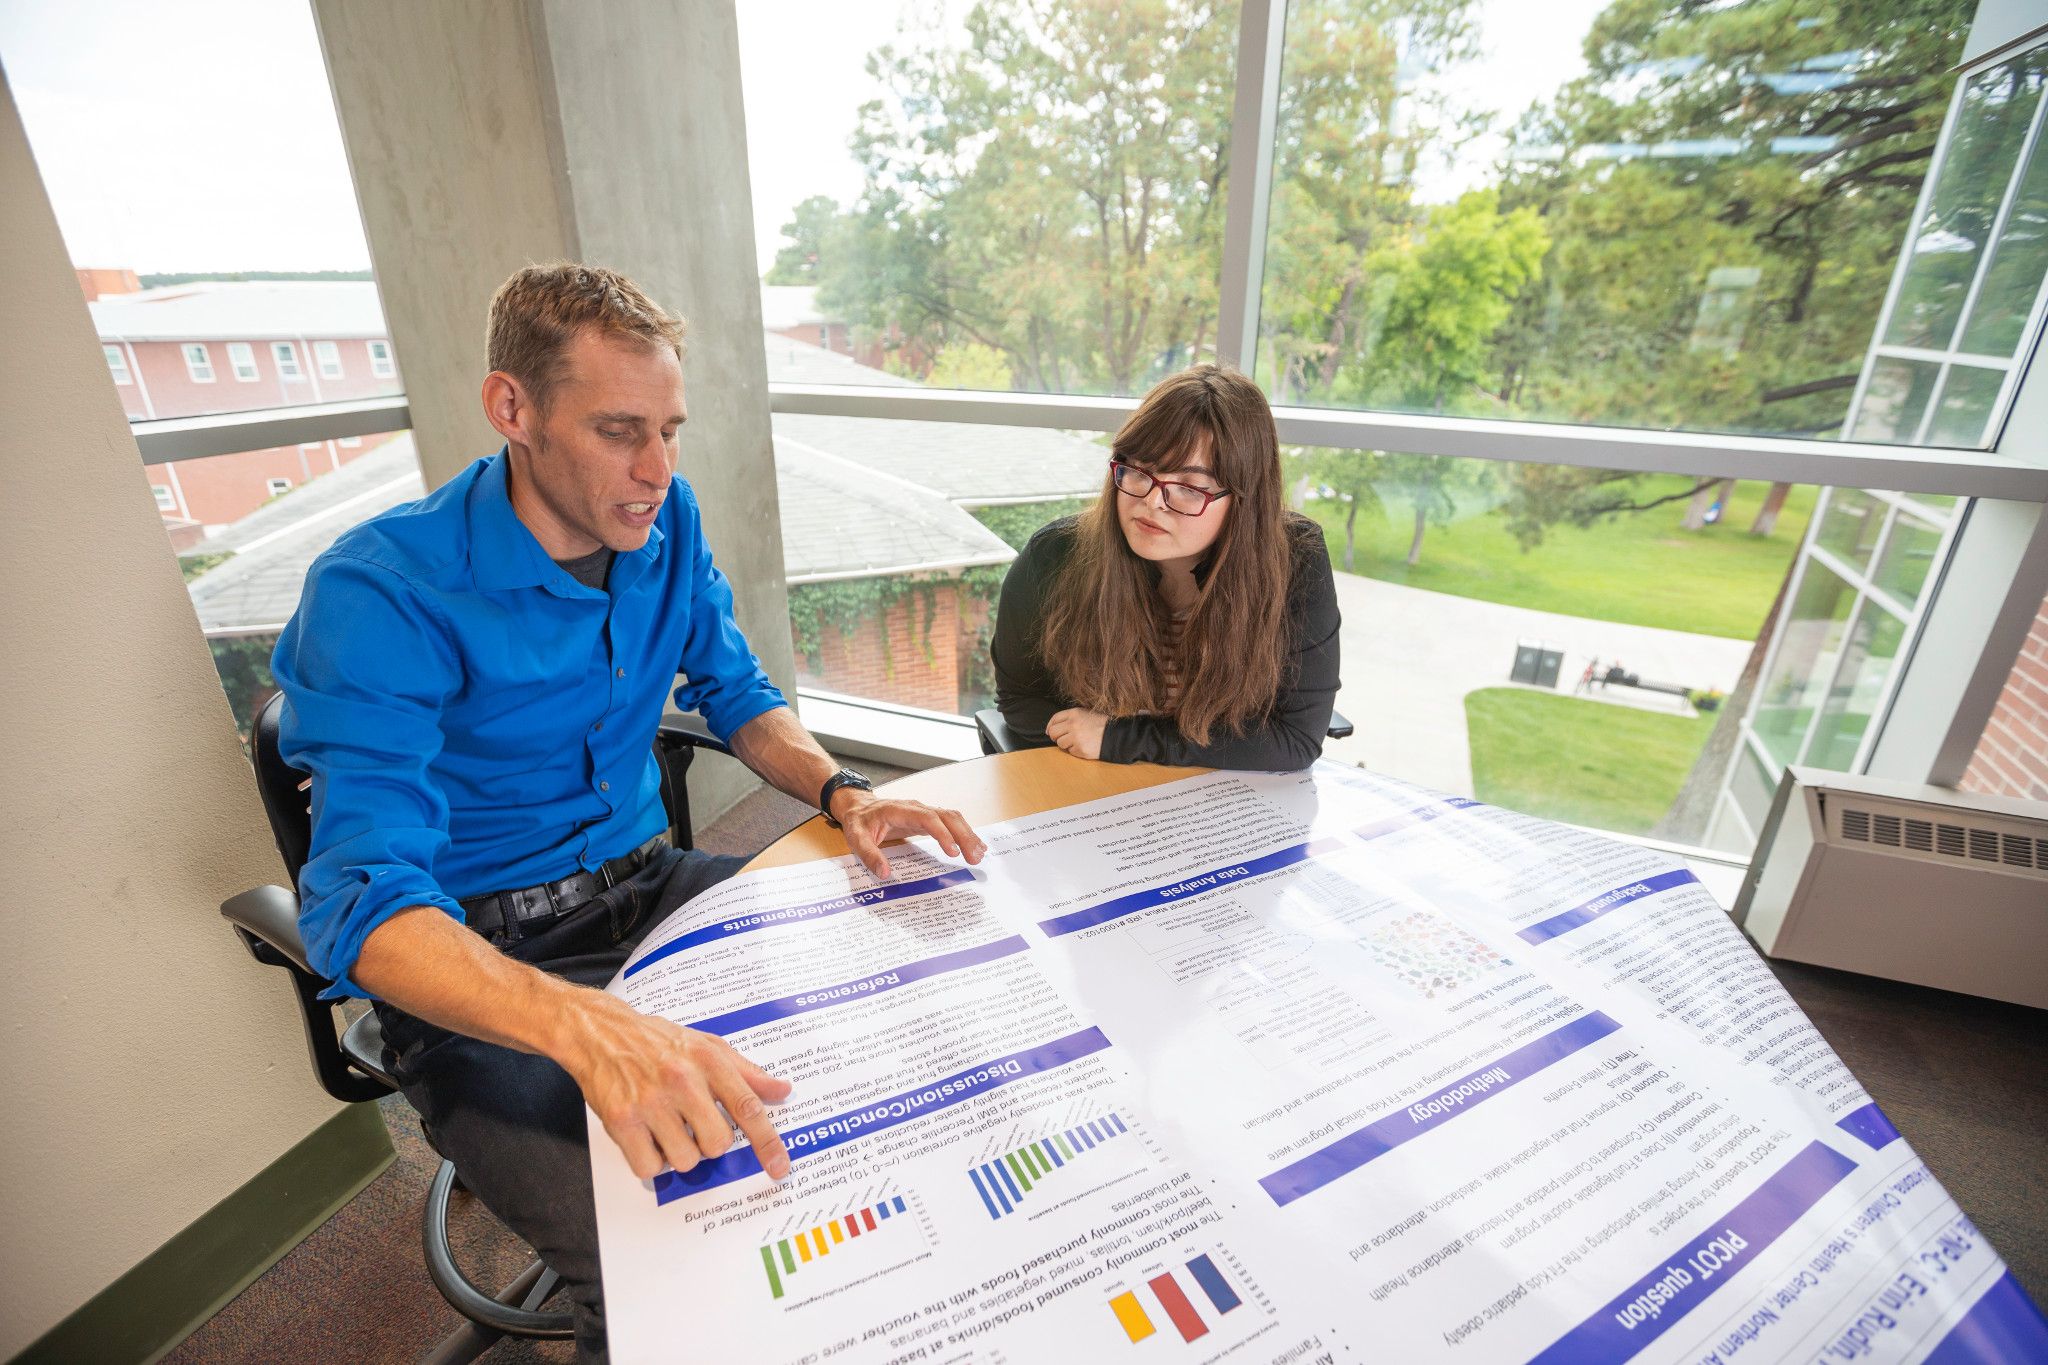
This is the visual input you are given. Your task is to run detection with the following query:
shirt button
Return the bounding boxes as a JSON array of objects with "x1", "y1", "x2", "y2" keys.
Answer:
[
  {"x1": 616, "y1": 667, "x2": 626, "y2": 678},
  {"x1": 600, "y1": 780, "x2": 611, "y2": 792}
]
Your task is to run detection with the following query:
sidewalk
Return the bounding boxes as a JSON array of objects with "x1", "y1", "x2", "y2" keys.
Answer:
[{"x1": 1324, "y1": 573, "x2": 1756, "y2": 797}]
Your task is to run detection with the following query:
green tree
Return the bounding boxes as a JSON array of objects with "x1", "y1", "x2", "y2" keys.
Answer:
[
  {"x1": 764, "y1": 195, "x2": 844, "y2": 285},
  {"x1": 1486, "y1": 0, "x2": 1974, "y2": 540},
  {"x1": 925, "y1": 341, "x2": 1014, "y2": 390}
]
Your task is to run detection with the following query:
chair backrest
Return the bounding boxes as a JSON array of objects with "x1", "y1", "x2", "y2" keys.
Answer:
[{"x1": 252, "y1": 690, "x2": 315, "y2": 883}]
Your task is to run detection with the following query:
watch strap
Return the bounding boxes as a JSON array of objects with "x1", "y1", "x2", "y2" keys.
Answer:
[{"x1": 818, "y1": 768, "x2": 874, "y2": 828}]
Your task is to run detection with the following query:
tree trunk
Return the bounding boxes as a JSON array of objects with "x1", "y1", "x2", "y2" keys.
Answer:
[
  {"x1": 1651, "y1": 564, "x2": 1794, "y2": 844},
  {"x1": 1681, "y1": 478, "x2": 1735, "y2": 530},
  {"x1": 1344, "y1": 498, "x2": 1360, "y2": 573},
  {"x1": 1750, "y1": 481, "x2": 1792, "y2": 536},
  {"x1": 1680, "y1": 479, "x2": 1716, "y2": 530},
  {"x1": 1406, "y1": 503, "x2": 1427, "y2": 566}
]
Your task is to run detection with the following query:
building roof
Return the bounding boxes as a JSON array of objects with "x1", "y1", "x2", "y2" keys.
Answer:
[
  {"x1": 92, "y1": 280, "x2": 387, "y2": 341},
  {"x1": 775, "y1": 439, "x2": 1013, "y2": 583},
  {"x1": 773, "y1": 412, "x2": 1104, "y2": 506},
  {"x1": 762, "y1": 330, "x2": 919, "y2": 387},
  {"x1": 185, "y1": 332, "x2": 1109, "y2": 629},
  {"x1": 187, "y1": 437, "x2": 424, "y2": 632},
  {"x1": 760, "y1": 285, "x2": 827, "y2": 331}
]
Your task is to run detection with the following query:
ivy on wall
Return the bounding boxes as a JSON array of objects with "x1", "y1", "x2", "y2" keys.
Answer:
[{"x1": 788, "y1": 577, "x2": 942, "y2": 678}]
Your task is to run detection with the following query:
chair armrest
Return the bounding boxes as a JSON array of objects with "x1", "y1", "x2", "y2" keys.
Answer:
[
  {"x1": 657, "y1": 715, "x2": 731, "y2": 757},
  {"x1": 1326, "y1": 708, "x2": 1355, "y2": 741},
  {"x1": 973, "y1": 708, "x2": 1026, "y2": 756},
  {"x1": 222, "y1": 884, "x2": 315, "y2": 976}
]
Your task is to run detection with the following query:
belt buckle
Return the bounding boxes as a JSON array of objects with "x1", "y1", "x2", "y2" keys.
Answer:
[{"x1": 598, "y1": 860, "x2": 617, "y2": 892}]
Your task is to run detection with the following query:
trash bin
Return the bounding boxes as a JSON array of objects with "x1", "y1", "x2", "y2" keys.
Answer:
[{"x1": 1511, "y1": 639, "x2": 1564, "y2": 689}]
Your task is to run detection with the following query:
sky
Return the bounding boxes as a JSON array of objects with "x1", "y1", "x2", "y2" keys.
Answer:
[{"x1": 0, "y1": 0, "x2": 1605, "y2": 276}]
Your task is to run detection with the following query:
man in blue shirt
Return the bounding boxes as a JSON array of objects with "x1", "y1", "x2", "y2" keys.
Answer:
[{"x1": 273, "y1": 264, "x2": 986, "y2": 1359}]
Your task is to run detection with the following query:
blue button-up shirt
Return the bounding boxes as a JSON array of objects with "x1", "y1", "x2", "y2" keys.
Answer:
[{"x1": 273, "y1": 451, "x2": 786, "y2": 998}]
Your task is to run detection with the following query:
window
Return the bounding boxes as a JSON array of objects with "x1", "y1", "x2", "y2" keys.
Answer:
[
  {"x1": 174, "y1": 431, "x2": 426, "y2": 740},
  {"x1": 738, "y1": 2, "x2": 1243, "y2": 397},
  {"x1": 1847, "y1": 42, "x2": 2048, "y2": 448},
  {"x1": 103, "y1": 344, "x2": 131, "y2": 384},
  {"x1": 151, "y1": 484, "x2": 176, "y2": 512},
  {"x1": 338, "y1": 434, "x2": 362, "y2": 448},
  {"x1": 226, "y1": 341, "x2": 259, "y2": 382},
  {"x1": 314, "y1": 339, "x2": 344, "y2": 379},
  {"x1": 272, "y1": 342, "x2": 304, "y2": 381},
  {"x1": 367, "y1": 339, "x2": 396, "y2": 378},
  {"x1": 1253, "y1": 2, "x2": 1986, "y2": 446},
  {"x1": 181, "y1": 343, "x2": 215, "y2": 383}
]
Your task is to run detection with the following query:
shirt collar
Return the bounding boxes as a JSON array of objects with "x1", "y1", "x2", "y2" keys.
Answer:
[{"x1": 466, "y1": 447, "x2": 669, "y2": 596}]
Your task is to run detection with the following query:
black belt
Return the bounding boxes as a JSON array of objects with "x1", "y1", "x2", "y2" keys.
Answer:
[{"x1": 459, "y1": 833, "x2": 671, "y2": 943}]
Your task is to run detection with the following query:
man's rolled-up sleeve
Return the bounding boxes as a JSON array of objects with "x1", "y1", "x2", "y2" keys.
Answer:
[
  {"x1": 670, "y1": 484, "x2": 787, "y2": 742},
  {"x1": 272, "y1": 555, "x2": 464, "y2": 999}
]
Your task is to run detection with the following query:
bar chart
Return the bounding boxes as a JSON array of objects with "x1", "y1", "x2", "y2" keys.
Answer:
[
  {"x1": 758, "y1": 1195, "x2": 910, "y2": 1301},
  {"x1": 1108, "y1": 1253, "x2": 1243, "y2": 1345},
  {"x1": 968, "y1": 1111, "x2": 1129, "y2": 1219}
]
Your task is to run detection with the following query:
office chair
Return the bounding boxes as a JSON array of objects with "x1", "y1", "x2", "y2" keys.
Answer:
[
  {"x1": 972, "y1": 706, "x2": 1355, "y2": 756},
  {"x1": 220, "y1": 690, "x2": 730, "y2": 1363}
]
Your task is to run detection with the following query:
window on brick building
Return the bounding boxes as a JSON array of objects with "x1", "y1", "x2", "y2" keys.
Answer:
[
  {"x1": 367, "y1": 339, "x2": 396, "y2": 378},
  {"x1": 181, "y1": 343, "x2": 214, "y2": 383},
  {"x1": 314, "y1": 339, "x2": 344, "y2": 379},
  {"x1": 265, "y1": 476, "x2": 293, "y2": 496},
  {"x1": 272, "y1": 342, "x2": 304, "y2": 381},
  {"x1": 226, "y1": 341, "x2": 259, "y2": 382},
  {"x1": 338, "y1": 434, "x2": 362, "y2": 447},
  {"x1": 151, "y1": 484, "x2": 176, "y2": 512},
  {"x1": 103, "y1": 344, "x2": 131, "y2": 384}
]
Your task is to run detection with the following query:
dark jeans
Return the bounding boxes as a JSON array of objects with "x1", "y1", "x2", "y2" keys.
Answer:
[{"x1": 375, "y1": 846, "x2": 748, "y2": 1362}]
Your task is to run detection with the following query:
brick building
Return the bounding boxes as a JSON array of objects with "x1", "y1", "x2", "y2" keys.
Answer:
[
  {"x1": 1960, "y1": 591, "x2": 2048, "y2": 802},
  {"x1": 87, "y1": 274, "x2": 405, "y2": 547}
]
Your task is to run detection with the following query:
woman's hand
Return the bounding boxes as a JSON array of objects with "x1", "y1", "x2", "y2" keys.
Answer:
[{"x1": 1046, "y1": 708, "x2": 1109, "y2": 761}]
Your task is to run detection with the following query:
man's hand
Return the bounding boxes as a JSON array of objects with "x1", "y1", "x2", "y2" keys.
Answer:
[
  {"x1": 831, "y1": 787, "x2": 986, "y2": 880},
  {"x1": 558, "y1": 989, "x2": 793, "y2": 1182},
  {"x1": 1046, "y1": 707, "x2": 1109, "y2": 761}
]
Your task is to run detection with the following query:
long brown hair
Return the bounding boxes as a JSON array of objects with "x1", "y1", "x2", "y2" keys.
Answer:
[{"x1": 1040, "y1": 365, "x2": 1294, "y2": 745}]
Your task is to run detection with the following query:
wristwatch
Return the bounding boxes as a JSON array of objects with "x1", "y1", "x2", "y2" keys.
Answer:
[{"x1": 818, "y1": 767, "x2": 875, "y2": 828}]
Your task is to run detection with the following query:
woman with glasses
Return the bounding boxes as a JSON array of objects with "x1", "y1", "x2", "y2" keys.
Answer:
[{"x1": 990, "y1": 364, "x2": 1340, "y2": 769}]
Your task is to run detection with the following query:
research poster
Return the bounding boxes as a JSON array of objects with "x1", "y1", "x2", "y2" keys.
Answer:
[{"x1": 589, "y1": 764, "x2": 2047, "y2": 1364}]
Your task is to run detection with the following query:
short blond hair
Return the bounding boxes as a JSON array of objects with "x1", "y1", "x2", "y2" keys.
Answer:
[{"x1": 486, "y1": 263, "x2": 686, "y2": 410}]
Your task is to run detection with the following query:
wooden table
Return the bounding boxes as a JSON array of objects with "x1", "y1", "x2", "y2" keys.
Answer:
[{"x1": 743, "y1": 748, "x2": 1207, "y2": 871}]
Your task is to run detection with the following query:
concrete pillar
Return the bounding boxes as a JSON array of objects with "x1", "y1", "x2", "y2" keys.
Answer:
[
  {"x1": 0, "y1": 66, "x2": 374, "y2": 1359},
  {"x1": 314, "y1": 0, "x2": 791, "y2": 822}
]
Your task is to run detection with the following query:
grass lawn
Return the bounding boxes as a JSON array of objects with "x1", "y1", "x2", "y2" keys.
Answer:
[
  {"x1": 1465, "y1": 687, "x2": 1715, "y2": 835},
  {"x1": 1300, "y1": 474, "x2": 1815, "y2": 640}
]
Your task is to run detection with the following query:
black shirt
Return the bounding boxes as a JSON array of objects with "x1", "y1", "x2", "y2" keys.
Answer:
[{"x1": 990, "y1": 514, "x2": 1342, "y2": 770}]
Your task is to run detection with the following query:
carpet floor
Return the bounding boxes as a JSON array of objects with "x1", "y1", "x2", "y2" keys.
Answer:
[{"x1": 166, "y1": 785, "x2": 2045, "y2": 1362}]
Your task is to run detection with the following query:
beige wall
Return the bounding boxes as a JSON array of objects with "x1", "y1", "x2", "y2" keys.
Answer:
[{"x1": 0, "y1": 71, "x2": 346, "y2": 1356}]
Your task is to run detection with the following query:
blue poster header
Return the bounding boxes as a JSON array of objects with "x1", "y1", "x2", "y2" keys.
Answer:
[
  {"x1": 1260, "y1": 1011, "x2": 1621, "y2": 1207},
  {"x1": 1518, "y1": 869, "x2": 1700, "y2": 945},
  {"x1": 688, "y1": 935, "x2": 1031, "y2": 1036},
  {"x1": 625, "y1": 866, "x2": 981, "y2": 979},
  {"x1": 654, "y1": 1025, "x2": 1113, "y2": 1204}
]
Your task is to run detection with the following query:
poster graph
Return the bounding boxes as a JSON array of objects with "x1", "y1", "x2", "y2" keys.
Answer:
[
  {"x1": 969, "y1": 1112, "x2": 1128, "y2": 1219},
  {"x1": 759, "y1": 1195, "x2": 909, "y2": 1301},
  {"x1": 1109, "y1": 1253, "x2": 1242, "y2": 1344}
]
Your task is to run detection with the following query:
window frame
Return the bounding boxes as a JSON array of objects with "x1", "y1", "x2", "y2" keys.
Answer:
[
  {"x1": 103, "y1": 344, "x2": 131, "y2": 385},
  {"x1": 226, "y1": 341, "x2": 260, "y2": 383},
  {"x1": 180, "y1": 342, "x2": 214, "y2": 383},
  {"x1": 367, "y1": 339, "x2": 396, "y2": 378},
  {"x1": 272, "y1": 341, "x2": 305, "y2": 382},
  {"x1": 314, "y1": 338, "x2": 345, "y2": 379}
]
